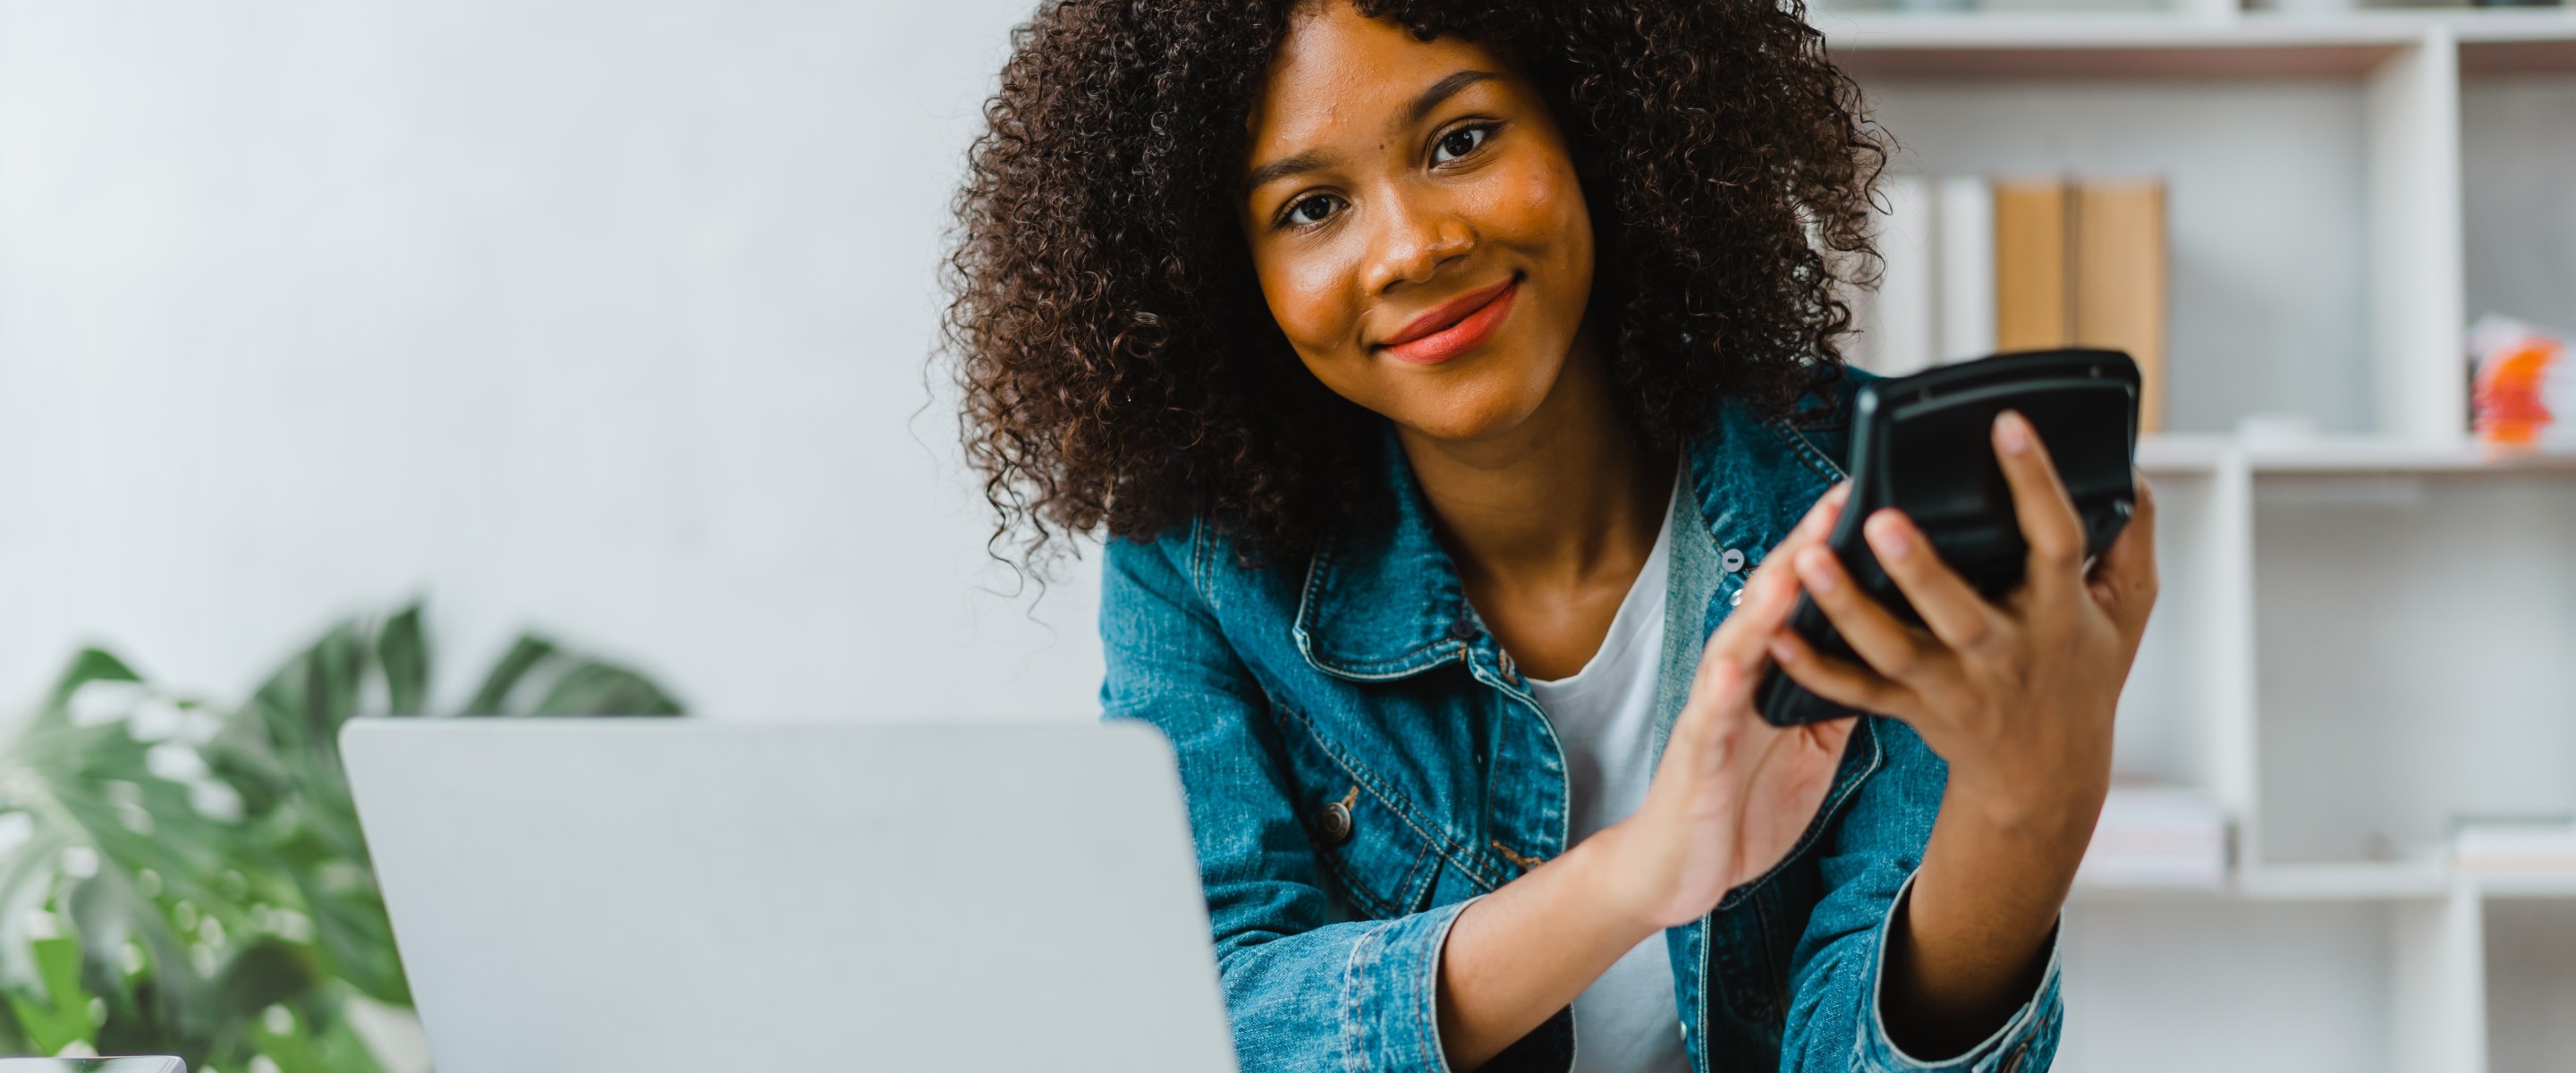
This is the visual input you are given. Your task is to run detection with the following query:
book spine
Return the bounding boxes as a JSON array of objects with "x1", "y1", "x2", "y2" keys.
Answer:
[
  {"x1": 1993, "y1": 177, "x2": 2072, "y2": 353},
  {"x1": 1936, "y1": 176, "x2": 1997, "y2": 364},
  {"x1": 1866, "y1": 174, "x2": 1939, "y2": 377},
  {"x1": 2072, "y1": 179, "x2": 2170, "y2": 435}
]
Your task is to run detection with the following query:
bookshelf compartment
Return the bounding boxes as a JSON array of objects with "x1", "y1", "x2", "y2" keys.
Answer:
[
  {"x1": 2059, "y1": 900, "x2": 2402, "y2": 1072},
  {"x1": 2484, "y1": 896, "x2": 2576, "y2": 1073},
  {"x1": 1857, "y1": 77, "x2": 2378, "y2": 435},
  {"x1": 2460, "y1": 68, "x2": 2576, "y2": 342},
  {"x1": 2250, "y1": 471, "x2": 2576, "y2": 866},
  {"x1": 2115, "y1": 470, "x2": 2239, "y2": 792}
]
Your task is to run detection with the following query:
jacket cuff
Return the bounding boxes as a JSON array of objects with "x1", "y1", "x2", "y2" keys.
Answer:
[
  {"x1": 1856, "y1": 871, "x2": 2063, "y2": 1073},
  {"x1": 1340, "y1": 895, "x2": 1479, "y2": 1073}
]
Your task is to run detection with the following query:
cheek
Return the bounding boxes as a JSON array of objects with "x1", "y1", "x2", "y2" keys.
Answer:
[
  {"x1": 1477, "y1": 155, "x2": 1592, "y2": 283},
  {"x1": 1257, "y1": 241, "x2": 1368, "y2": 358}
]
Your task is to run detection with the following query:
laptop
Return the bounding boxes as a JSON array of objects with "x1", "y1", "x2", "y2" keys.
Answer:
[{"x1": 341, "y1": 719, "x2": 1240, "y2": 1073}]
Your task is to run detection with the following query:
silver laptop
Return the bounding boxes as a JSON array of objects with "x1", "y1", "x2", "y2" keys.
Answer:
[{"x1": 342, "y1": 719, "x2": 1239, "y2": 1073}]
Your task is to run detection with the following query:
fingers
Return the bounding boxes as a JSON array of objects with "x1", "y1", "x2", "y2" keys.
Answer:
[
  {"x1": 1674, "y1": 484, "x2": 1851, "y2": 753},
  {"x1": 1766, "y1": 630, "x2": 1916, "y2": 717},
  {"x1": 1993, "y1": 410, "x2": 2089, "y2": 603},
  {"x1": 1693, "y1": 484, "x2": 1848, "y2": 688},
  {"x1": 2087, "y1": 471, "x2": 2160, "y2": 637},
  {"x1": 1860, "y1": 509, "x2": 2004, "y2": 653},
  {"x1": 1790, "y1": 541, "x2": 1942, "y2": 686}
]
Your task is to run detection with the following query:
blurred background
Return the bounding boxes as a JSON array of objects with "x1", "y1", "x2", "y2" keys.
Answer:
[
  {"x1": 0, "y1": 1, "x2": 2572, "y2": 1072},
  {"x1": 0, "y1": 0, "x2": 1100, "y2": 728}
]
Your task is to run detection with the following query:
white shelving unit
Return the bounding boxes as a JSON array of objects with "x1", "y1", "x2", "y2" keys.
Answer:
[{"x1": 1818, "y1": 11, "x2": 2576, "y2": 1071}]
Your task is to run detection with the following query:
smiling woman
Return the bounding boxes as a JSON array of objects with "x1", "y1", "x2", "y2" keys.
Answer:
[{"x1": 946, "y1": 3, "x2": 2148, "y2": 1073}]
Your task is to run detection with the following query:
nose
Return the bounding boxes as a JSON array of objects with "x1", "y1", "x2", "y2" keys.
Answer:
[{"x1": 1358, "y1": 191, "x2": 1473, "y2": 295}]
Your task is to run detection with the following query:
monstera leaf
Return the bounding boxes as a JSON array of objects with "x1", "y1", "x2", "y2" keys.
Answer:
[{"x1": 0, "y1": 604, "x2": 681, "y2": 1069}]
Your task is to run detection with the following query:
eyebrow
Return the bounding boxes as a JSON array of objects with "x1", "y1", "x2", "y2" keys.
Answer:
[
  {"x1": 1402, "y1": 70, "x2": 1498, "y2": 130},
  {"x1": 1240, "y1": 69, "x2": 1503, "y2": 196}
]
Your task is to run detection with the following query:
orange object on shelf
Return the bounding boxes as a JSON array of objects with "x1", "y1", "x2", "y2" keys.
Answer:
[{"x1": 2470, "y1": 316, "x2": 2571, "y2": 454}]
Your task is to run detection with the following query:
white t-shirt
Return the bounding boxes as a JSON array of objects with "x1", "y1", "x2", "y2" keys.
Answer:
[{"x1": 1521, "y1": 490, "x2": 1687, "y2": 1073}]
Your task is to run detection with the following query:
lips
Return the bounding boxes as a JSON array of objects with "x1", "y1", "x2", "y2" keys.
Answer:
[{"x1": 1378, "y1": 276, "x2": 1520, "y2": 366}]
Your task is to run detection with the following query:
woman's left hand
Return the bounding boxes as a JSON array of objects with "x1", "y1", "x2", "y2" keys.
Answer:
[{"x1": 1765, "y1": 409, "x2": 2157, "y2": 821}]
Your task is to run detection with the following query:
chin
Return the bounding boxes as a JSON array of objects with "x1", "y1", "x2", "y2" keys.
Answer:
[{"x1": 1385, "y1": 359, "x2": 1558, "y2": 444}]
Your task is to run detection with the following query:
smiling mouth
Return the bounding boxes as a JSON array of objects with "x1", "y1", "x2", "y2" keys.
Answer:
[{"x1": 1378, "y1": 276, "x2": 1521, "y2": 366}]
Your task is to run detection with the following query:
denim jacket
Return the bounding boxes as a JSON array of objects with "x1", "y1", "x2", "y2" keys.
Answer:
[{"x1": 1099, "y1": 373, "x2": 2063, "y2": 1073}]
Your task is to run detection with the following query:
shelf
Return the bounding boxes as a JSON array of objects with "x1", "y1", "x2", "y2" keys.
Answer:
[
  {"x1": 2244, "y1": 437, "x2": 2576, "y2": 474},
  {"x1": 2078, "y1": 862, "x2": 2576, "y2": 902},
  {"x1": 1818, "y1": 11, "x2": 2576, "y2": 79},
  {"x1": 2136, "y1": 433, "x2": 2233, "y2": 474},
  {"x1": 2237, "y1": 860, "x2": 2453, "y2": 900},
  {"x1": 2136, "y1": 433, "x2": 2576, "y2": 475},
  {"x1": 2464, "y1": 868, "x2": 2576, "y2": 899}
]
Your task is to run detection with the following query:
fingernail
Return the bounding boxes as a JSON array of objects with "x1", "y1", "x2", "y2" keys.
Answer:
[
  {"x1": 1996, "y1": 411, "x2": 2033, "y2": 456},
  {"x1": 1797, "y1": 547, "x2": 1840, "y2": 595},
  {"x1": 1865, "y1": 511, "x2": 1912, "y2": 562},
  {"x1": 1768, "y1": 636, "x2": 1799, "y2": 664}
]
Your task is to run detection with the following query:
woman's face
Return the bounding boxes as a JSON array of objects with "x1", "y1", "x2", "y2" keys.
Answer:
[{"x1": 1240, "y1": 3, "x2": 1595, "y2": 444}]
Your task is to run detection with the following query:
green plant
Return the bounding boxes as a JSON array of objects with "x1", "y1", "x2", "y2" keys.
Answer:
[{"x1": 0, "y1": 604, "x2": 682, "y2": 1069}]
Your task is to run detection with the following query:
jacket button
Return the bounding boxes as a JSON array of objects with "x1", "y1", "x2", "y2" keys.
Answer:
[
  {"x1": 1318, "y1": 799, "x2": 1354, "y2": 846},
  {"x1": 1447, "y1": 618, "x2": 1479, "y2": 641},
  {"x1": 1721, "y1": 548, "x2": 1747, "y2": 572}
]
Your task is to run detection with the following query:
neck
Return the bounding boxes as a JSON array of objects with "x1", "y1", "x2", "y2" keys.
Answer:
[{"x1": 1395, "y1": 342, "x2": 1674, "y2": 596}]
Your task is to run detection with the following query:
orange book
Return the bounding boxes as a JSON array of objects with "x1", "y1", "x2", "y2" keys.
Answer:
[
  {"x1": 1992, "y1": 179, "x2": 2072, "y2": 353},
  {"x1": 2072, "y1": 181, "x2": 2168, "y2": 434}
]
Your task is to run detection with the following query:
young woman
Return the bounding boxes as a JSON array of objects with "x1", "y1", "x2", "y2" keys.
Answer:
[{"x1": 947, "y1": 2, "x2": 2157, "y2": 1070}]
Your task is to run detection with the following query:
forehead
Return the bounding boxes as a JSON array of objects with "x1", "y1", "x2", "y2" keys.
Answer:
[{"x1": 1245, "y1": 4, "x2": 1510, "y2": 158}]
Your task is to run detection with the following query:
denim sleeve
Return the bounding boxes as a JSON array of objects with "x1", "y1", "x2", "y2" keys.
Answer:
[
  {"x1": 1098, "y1": 534, "x2": 1472, "y2": 1073},
  {"x1": 1780, "y1": 718, "x2": 2063, "y2": 1073}
]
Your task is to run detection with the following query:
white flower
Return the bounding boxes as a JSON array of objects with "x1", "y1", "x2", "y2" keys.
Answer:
[
  {"x1": 128, "y1": 697, "x2": 186, "y2": 742},
  {"x1": 0, "y1": 812, "x2": 33, "y2": 858},
  {"x1": 67, "y1": 680, "x2": 148, "y2": 727},
  {"x1": 145, "y1": 742, "x2": 209, "y2": 783},
  {"x1": 189, "y1": 781, "x2": 244, "y2": 824}
]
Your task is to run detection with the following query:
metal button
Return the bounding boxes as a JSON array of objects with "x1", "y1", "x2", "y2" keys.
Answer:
[
  {"x1": 1720, "y1": 548, "x2": 1747, "y2": 573},
  {"x1": 1447, "y1": 618, "x2": 1479, "y2": 641},
  {"x1": 1318, "y1": 799, "x2": 1354, "y2": 846},
  {"x1": 1728, "y1": 589, "x2": 1744, "y2": 607}
]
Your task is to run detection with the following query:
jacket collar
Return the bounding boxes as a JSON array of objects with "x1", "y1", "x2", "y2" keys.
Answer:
[
  {"x1": 1292, "y1": 384, "x2": 1855, "y2": 682},
  {"x1": 1292, "y1": 431, "x2": 1477, "y2": 681}
]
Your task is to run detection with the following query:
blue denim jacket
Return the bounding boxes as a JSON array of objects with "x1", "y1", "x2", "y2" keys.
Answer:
[{"x1": 1099, "y1": 374, "x2": 2063, "y2": 1073}]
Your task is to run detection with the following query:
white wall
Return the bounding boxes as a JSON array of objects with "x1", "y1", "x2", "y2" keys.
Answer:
[{"x1": 0, "y1": 0, "x2": 1106, "y2": 722}]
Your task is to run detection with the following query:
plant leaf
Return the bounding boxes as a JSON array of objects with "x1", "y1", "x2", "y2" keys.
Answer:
[
  {"x1": 462, "y1": 637, "x2": 555, "y2": 715},
  {"x1": 376, "y1": 605, "x2": 430, "y2": 717},
  {"x1": 533, "y1": 663, "x2": 683, "y2": 717}
]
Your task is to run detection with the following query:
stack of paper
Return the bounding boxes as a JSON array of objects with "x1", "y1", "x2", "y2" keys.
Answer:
[
  {"x1": 2077, "y1": 785, "x2": 2230, "y2": 890},
  {"x1": 2453, "y1": 818, "x2": 2576, "y2": 874}
]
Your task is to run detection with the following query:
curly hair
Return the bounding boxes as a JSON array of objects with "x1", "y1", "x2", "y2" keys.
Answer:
[{"x1": 946, "y1": 0, "x2": 1885, "y2": 570}]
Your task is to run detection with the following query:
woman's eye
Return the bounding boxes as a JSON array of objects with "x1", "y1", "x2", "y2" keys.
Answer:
[
  {"x1": 1433, "y1": 125, "x2": 1492, "y2": 165},
  {"x1": 1284, "y1": 194, "x2": 1344, "y2": 227}
]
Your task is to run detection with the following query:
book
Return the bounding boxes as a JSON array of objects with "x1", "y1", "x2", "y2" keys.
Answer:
[
  {"x1": 1852, "y1": 174, "x2": 1938, "y2": 377},
  {"x1": 2073, "y1": 181, "x2": 2170, "y2": 434},
  {"x1": 1936, "y1": 176, "x2": 1997, "y2": 364},
  {"x1": 1993, "y1": 177, "x2": 2072, "y2": 353},
  {"x1": 1990, "y1": 175, "x2": 2170, "y2": 434},
  {"x1": 2078, "y1": 784, "x2": 2231, "y2": 890}
]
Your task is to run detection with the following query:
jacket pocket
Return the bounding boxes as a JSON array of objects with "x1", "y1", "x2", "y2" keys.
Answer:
[{"x1": 1268, "y1": 702, "x2": 1440, "y2": 918}]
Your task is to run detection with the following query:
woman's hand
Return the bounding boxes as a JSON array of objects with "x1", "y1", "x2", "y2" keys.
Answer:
[
  {"x1": 1765, "y1": 410, "x2": 2159, "y2": 1058},
  {"x1": 1589, "y1": 484, "x2": 1860, "y2": 931},
  {"x1": 1767, "y1": 410, "x2": 2157, "y2": 832},
  {"x1": 1435, "y1": 485, "x2": 1868, "y2": 1070}
]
